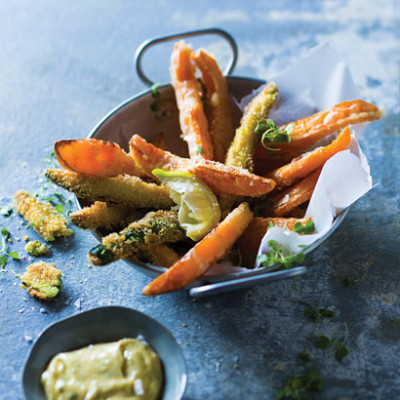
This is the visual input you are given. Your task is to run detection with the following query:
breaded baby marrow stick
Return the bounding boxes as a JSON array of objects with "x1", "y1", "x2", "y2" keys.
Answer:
[
  {"x1": 45, "y1": 169, "x2": 174, "y2": 209},
  {"x1": 225, "y1": 81, "x2": 278, "y2": 171},
  {"x1": 88, "y1": 210, "x2": 186, "y2": 266},
  {"x1": 139, "y1": 244, "x2": 180, "y2": 268},
  {"x1": 170, "y1": 41, "x2": 214, "y2": 160},
  {"x1": 13, "y1": 190, "x2": 73, "y2": 241},
  {"x1": 69, "y1": 201, "x2": 146, "y2": 231},
  {"x1": 192, "y1": 49, "x2": 234, "y2": 163}
]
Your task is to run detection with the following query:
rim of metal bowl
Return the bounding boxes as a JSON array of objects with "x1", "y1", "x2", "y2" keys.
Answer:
[{"x1": 80, "y1": 76, "x2": 349, "y2": 282}]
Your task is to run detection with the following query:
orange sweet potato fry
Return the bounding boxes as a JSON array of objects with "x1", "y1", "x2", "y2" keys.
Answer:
[
  {"x1": 191, "y1": 159, "x2": 276, "y2": 197},
  {"x1": 55, "y1": 139, "x2": 139, "y2": 177},
  {"x1": 129, "y1": 134, "x2": 190, "y2": 177},
  {"x1": 170, "y1": 41, "x2": 214, "y2": 160},
  {"x1": 129, "y1": 135, "x2": 276, "y2": 197},
  {"x1": 268, "y1": 126, "x2": 351, "y2": 188},
  {"x1": 254, "y1": 100, "x2": 383, "y2": 165},
  {"x1": 237, "y1": 217, "x2": 312, "y2": 259},
  {"x1": 143, "y1": 202, "x2": 253, "y2": 295},
  {"x1": 192, "y1": 49, "x2": 234, "y2": 163},
  {"x1": 269, "y1": 167, "x2": 322, "y2": 217}
]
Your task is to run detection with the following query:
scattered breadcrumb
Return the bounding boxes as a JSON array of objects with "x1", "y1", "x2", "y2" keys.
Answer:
[
  {"x1": 25, "y1": 240, "x2": 49, "y2": 257},
  {"x1": 20, "y1": 261, "x2": 62, "y2": 300}
]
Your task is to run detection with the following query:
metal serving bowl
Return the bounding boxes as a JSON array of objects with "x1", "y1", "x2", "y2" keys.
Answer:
[{"x1": 80, "y1": 28, "x2": 348, "y2": 286}]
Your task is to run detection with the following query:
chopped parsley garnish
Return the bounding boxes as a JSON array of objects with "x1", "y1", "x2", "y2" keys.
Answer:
[
  {"x1": 256, "y1": 119, "x2": 291, "y2": 152},
  {"x1": 303, "y1": 303, "x2": 336, "y2": 323},
  {"x1": 277, "y1": 366, "x2": 324, "y2": 399},
  {"x1": 197, "y1": 145, "x2": 204, "y2": 156},
  {"x1": 257, "y1": 240, "x2": 305, "y2": 269},
  {"x1": 294, "y1": 221, "x2": 315, "y2": 235},
  {"x1": 249, "y1": 195, "x2": 273, "y2": 217},
  {"x1": 0, "y1": 227, "x2": 20, "y2": 271},
  {"x1": 149, "y1": 84, "x2": 174, "y2": 122}
]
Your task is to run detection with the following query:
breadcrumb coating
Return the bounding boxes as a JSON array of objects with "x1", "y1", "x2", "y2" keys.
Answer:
[
  {"x1": 13, "y1": 190, "x2": 73, "y2": 241},
  {"x1": 20, "y1": 261, "x2": 62, "y2": 300},
  {"x1": 139, "y1": 244, "x2": 180, "y2": 268},
  {"x1": 69, "y1": 201, "x2": 146, "y2": 231},
  {"x1": 88, "y1": 210, "x2": 186, "y2": 266}
]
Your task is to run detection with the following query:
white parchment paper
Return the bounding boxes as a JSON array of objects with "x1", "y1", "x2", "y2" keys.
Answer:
[
  {"x1": 256, "y1": 43, "x2": 373, "y2": 262},
  {"x1": 207, "y1": 43, "x2": 374, "y2": 274}
]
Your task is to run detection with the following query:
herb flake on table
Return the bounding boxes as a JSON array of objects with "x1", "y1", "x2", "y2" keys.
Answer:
[{"x1": 0, "y1": 227, "x2": 20, "y2": 271}]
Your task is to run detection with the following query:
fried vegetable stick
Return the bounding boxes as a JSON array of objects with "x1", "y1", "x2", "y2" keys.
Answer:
[
  {"x1": 88, "y1": 210, "x2": 186, "y2": 266},
  {"x1": 45, "y1": 169, "x2": 174, "y2": 209},
  {"x1": 224, "y1": 81, "x2": 278, "y2": 171},
  {"x1": 268, "y1": 126, "x2": 351, "y2": 188},
  {"x1": 13, "y1": 190, "x2": 73, "y2": 241},
  {"x1": 269, "y1": 167, "x2": 322, "y2": 217},
  {"x1": 237, "y1": 217, "x2": 312, "y2": 259},
  {"x1": 55, "y1": 139, "x2": 139, "y2": 177},
  {"x1": 191, "y1": 159, "x2": 276, "y2": 197},
  {"x1": 192, "y1": 49, "x2": 234, "y2": 163},
  {"x1": 20, "y1": 262, "x2": 62, "y2": 300},
  {"x1": 170, "y1": 41, "x2": 214, "y2": 160},
  {"x1": 139, "y1": 244, "x2": 180, "y2": 268},
  {"x1": 69, "y1": 201, "x2": 146, "y2": 231},
  {"x1": 142, "y1": 202, "x2": 253, "y2": 296},
  {"x1": 276, "y1": 100, "x2": 382, "y2": 154},
  {"x1": 129, "y1": 135, "x2": 276, "y2": 197}
]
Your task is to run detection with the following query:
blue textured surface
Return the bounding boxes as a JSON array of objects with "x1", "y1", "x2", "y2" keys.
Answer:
[{"x1": 0, "y1": 1, "x2": 399, "y2": 399}]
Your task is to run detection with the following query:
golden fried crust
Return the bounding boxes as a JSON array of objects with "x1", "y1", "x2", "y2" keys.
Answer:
[
  {"x1": 20, "y1": 261, "x2": 62, "y2": 300},
  {"x1": 45, "y1": 169, "x2": 174, "y2": 209},
  {"x1": 13, "y1": 190, "x2": 73, "y2": 241},
  {"x1": 170, "y1": 41, "x2": 214, "y2": 160},
  {"x1": 69, "y1": 201, "x2": 146, "y2": 231},
  {"x1": 129, "y1": 135, "x2": 276, "y2": 197},
  {"x1": 88, "y1": 210, "x2": 186, "y2": 266},
  {"x1": 139, "y1": 244, "x2": 180, "y2": 268},
  {"x1": 225, "y1": 81, "x2": 278, "y2": 171},
  {"x1": 191, "y1": 159, "x2": 276, "y2": 197},
  {"x1": 192, "y1": 49, "x2": 234, "y2": 163}
]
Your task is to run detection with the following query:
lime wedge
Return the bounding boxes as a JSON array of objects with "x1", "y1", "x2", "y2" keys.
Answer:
[{"x1": 152, "y1": 169, "x2": 221, "y2": 241}]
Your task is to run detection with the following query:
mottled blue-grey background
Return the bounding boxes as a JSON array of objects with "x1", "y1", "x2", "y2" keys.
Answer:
[{"x1": 0, "y1": 1, "x2": 399, "y2": 399}]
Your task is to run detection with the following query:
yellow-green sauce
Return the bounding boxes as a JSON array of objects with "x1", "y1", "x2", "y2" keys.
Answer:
[{"x1": 41, "y1": 338, "x2": 163, "y2": 400}]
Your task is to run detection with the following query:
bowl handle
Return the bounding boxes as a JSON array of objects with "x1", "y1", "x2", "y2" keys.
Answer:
[{"x1": 134, "y1": 27, "x2": 238, "y2": 87}]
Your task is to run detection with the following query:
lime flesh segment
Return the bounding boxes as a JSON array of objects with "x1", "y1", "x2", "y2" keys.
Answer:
[{"x1": 152, "y1": 169, "x2": 221, "y2": 241}]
